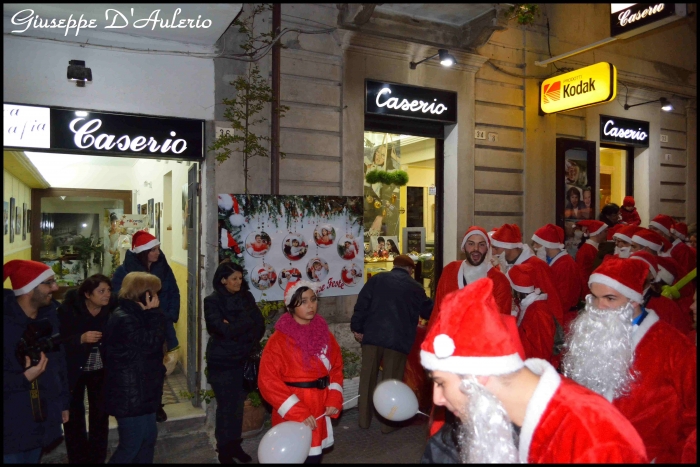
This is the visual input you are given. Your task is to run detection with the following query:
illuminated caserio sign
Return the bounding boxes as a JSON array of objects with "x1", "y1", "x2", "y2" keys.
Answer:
[
  {"x1": 365, "y1": 80, "x2": 457, "y2": 123},
  {"x1": 3, "y1": 103, "x2": 204, "y2": 160},
  {"x1": 540, "y1": 62, "x2": 617, "y2": 114},
  {"x1": 610, "y1": 4, "x2": 686, "y2": 39},
  {"x1": 600, "y1": 115, "x2": 650, "y2": 148}
]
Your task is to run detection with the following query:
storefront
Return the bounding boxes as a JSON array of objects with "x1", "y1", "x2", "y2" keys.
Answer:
[{"x1": 3, "y1": 101, "x2": 204, "y2": 403}]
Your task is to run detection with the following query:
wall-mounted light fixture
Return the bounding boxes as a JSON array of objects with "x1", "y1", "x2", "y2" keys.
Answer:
[
  {"x1": 143, "y1": 181, "x2": 152, "y2": 188},
  {"x1": 410, "y1": 49, "x2": 456, "y2": 70},
  {"x1": 624, "y1": 96, "x2": 673, "y2": 112},
  {"x1": 67, "y1": 60, "x2": 92, "y2": 87}
]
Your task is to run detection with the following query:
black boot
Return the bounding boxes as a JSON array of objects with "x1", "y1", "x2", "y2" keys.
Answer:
[
  {"x1": 230, "y1": 440, "x2": 252, "y2": 464},
  {"x1": 156, "y1": 404, "x2": 168, "y2": 423},
  {"x1": 216, "y1": 442, "x2": 237, "y2": 465}
]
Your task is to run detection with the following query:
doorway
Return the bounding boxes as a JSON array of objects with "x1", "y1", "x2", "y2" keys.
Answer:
[{"x1": 600, "y1": 144, "x2": 634, "y2": 211}]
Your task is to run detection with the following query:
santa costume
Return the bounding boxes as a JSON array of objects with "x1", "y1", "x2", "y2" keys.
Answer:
[
  {"x1": 257, "y1": 281, "x2": 343, "y2": 458},
  {"x1": 586, "y1": 259, "x2": 697, "y2": 463},
  {"x1": 612, "y1": 225, "x2": 641, "y2": 258},
  {"x1": 421, "y1": 278, "x2": 648, "y2": 463},
  {"x1": 575, "y1": 220, "x2": 607, "y2": 297},
  {"x1": 492, "y1": 224, "x2": 565, "y2": 327},
  {"x1": 506, "y1": 263, "x2": 557, "y2": 366},
  {"x1": 620, "y1": 196, "x2": 642, "y2": 226},
  {"x1": 532, "y1": 224, "x2": 582, "y2": 333}
]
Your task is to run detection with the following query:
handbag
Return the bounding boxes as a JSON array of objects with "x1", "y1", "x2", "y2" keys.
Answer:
[{"x1": 243, "y1": 341, "x2": 262, "y2": 392}]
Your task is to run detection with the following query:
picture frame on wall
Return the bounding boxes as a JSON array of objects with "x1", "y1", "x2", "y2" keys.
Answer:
[
  {"x1": 181, "y1": 184, "x2": 188, "y2": 250},
  {"x1": 141, "y1": 204, "x2": 147, "y2": 216},
  {"x1": 137, "y1": 204, "x2": 141, "y2": 215},
  {"x1": 22, "y1": 203, "x2": 27, "y2": 240},
  {"x1": 148, "y1": 199, "x2": 154, "y2": 227},
  {"x1": 3, "y1": 201, "x2": 8, "y2": 235},
  {"x1": 15, "y1": 207, "x2": 21, "y2": 235},
  {"x1": 9, "y1": 197, "x2": 15, "y2": 243},
  {"x1": 26, "y1": 209, "x2": 32, "y2": 234},
  {"x1": 154, "y1": 203, "x2": 161, "y2": 241}
]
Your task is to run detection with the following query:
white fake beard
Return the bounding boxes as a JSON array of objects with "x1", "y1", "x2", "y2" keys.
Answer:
[
  {"x1": 562, "y1": 295, "x2": 637, "y2": 400},
  {"x1": 491, "y1": 252, "x2": 509, "y2": 273},
  {"x1": 534, "y1": 247, "x2": 547, "y2": 261},
  {"x1": 614, "y1": 246, "x2": 631, "y2": 258},
  {"x1": 457, "y1": 376, "x2": 519, "y2": 464}
]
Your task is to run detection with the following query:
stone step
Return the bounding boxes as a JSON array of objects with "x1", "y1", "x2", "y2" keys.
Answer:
[{"x1": 41, "y1": 402, "x2": 207, "y2": 463}]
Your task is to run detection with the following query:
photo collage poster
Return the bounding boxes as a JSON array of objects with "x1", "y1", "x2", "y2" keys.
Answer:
[
  {"x1": 218, "y1": 194, "x2": 363, "y2": 302},
  {"x1": 563, "y1": 149, "x2": 593, "y2": 256}
]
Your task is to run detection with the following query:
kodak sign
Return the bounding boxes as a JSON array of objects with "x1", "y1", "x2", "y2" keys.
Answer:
[{"x1": 540, "y1": 62, "x2": 617, "y2": 114}]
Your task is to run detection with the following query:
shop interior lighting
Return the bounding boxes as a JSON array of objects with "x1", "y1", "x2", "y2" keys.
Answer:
[
  {"x1": 67, "y1": 60, "x2": 92, "y2": 87},
  {"x1": 410, "y1": 49, "x2": 456, "y2": 69},
  {"x1": 624, "y1": 96, "x2": 673, "y2": 112}
]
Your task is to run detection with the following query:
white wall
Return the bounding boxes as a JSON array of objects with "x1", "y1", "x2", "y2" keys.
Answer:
[{"x1": 3, "y1": 35, "x2": 215, "y2": 120}]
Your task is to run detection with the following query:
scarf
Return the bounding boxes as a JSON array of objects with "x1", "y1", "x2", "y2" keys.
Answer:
[
  {"x1": 458, "y1": 259, "x2": 491, "y2": 289},
  {"x1": 275, "y1": 312, "x2": 330, "y2": 368}
]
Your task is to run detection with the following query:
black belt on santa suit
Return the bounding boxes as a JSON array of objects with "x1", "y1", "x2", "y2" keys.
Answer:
[{"x1": 284, "y1": 375, "x2": 330, "y2": 389}]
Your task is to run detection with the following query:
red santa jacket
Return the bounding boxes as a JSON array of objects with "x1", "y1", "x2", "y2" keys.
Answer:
[
  {"x1": 612, "y1": 311, "x2": 697, "y2": 463},
  {"x1": 258, "y1": 326, "x2": 344, "y2": 455},
  {"x1": 648, "y1": 295, "x2": 693, "y2": 335},
  {"x1": 669, "y1": 239, "x2": 697, "y2": 279},
  {"x1": 517, "y1": 296, "x2": 556, "y2": 367},
  {"x1": 518, "y1": 253, "x2": 566, "y2": 328},
  {"x1": 575, "y1": 240, "x2": 598, "y2": 297},
  {"x1": 549, "y1": 251, "x2": 583, "y2": 334},
  {"x1": 682, "y1": 429, "x2": 697, "y2": 464},
  {"x1": 620, "y1": 207, "x2": 642, "y2": 226},
  {"x1": 520, "y1": 359, "x2": 648, "y2": 463}
]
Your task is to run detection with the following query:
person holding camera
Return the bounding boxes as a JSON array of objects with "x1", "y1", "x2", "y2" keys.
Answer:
[
  {"x1": 112, "y1": 230, "x2": 179, "y2": 423},
  {"x1": 3, "y1": 260, "x2": 70, "y2": 464},
  {"x1": 58, "y1": 274, "x2": 117, "y2": 464},
  {"x1": 204, "y1": 261, "x2": 265, "y2": 464},
  {"x1": 102, "y1": 272, "x2": 167, "y2": 464}
]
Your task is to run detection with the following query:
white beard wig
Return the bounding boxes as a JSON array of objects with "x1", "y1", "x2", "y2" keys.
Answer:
[
  {"x1": 562, "y1": 295, "x2": 637, "y2": 400},
  {"x1": 457, "y1": 376, "x2": 519, "y2": 464}
]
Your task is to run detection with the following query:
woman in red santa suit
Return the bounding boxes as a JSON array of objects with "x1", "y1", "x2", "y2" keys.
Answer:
[
  {"x1": 562, "y1": 257, "x2": 696, "y2": 463},
  {"x1": 258, "y1": 281, "x2": 343, "y2": 464},
  {"x1": 421, "y1": 278, "x2": 648, "y2": 463}
]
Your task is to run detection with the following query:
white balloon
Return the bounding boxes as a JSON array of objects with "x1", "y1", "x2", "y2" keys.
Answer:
[
  {"x1": 372, "y1": 379, "x2": 419, "y2": 422},
  {"x1": 258, "y1": 421, "x2": 312, "y2": 464}
]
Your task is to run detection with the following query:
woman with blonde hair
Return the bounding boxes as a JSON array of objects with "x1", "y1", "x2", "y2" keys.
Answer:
[{"x1": 102, "y1": 272, "x2": 167, "y2": 464}]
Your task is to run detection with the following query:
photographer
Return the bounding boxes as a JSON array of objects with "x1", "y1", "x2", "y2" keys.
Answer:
[{"x1": 3, "y1": 260, "x2": 70, "y2": 464}]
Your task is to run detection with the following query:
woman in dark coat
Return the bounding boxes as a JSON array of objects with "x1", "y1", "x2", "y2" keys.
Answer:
[
  {"x1": 102, "y1": 272, "x2": 166, "y2": 464},
  {"x1": 57, "y1": 274, "x2": 117, "y2": 464},
  {"x1": 111, "y1": 230, "x2": 179, "y2": 422},
  {"x1": 204, "y1": 261, "x2": 265, "y2": 464}
]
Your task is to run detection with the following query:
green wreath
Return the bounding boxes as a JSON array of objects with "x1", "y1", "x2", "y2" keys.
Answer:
[{"x1": 365, "y1": 170, "x2": 409, "y2": 186}]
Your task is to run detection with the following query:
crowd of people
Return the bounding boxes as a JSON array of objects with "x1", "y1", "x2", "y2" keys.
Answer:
[{"x1": 3, "y1": 200, "x2": 696, "y2": 464}]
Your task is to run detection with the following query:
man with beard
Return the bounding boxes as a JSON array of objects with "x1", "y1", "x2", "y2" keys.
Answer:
[
  {"x1": 505, "y1": 263, "x2": 557, "y2": 366},
  {"x1": 629, "y1": 251, "x2": 692, "y2": 334},
  {"x1": 612, "y1": 225, "x2": 641, "y2": 259},
  {"x1": 4, "y1": 260, "x2": 70, "y2": 463},
  {"x1": 531, "y1": 223, "x2": 582, "y2": 333},
  {"x1": 490, "y1": 224, "x2": 565, "y2": 330},
  {"x1": 426, "y1": 226, "x2": 512, "y2": 437},
  {"x1": 574, "y1": 220, "x2": 608, "y2": 297},
  {"x1": 562, "y1": 257, "x2": 696, "y2": 463},
  {"x1": 422, "y1": 278, "x2": 647, "y2": 463}
]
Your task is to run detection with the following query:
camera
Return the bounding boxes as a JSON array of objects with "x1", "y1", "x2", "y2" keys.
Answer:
[{"x1": 16, "y1": 318, "x2": 62, "y2": 367}]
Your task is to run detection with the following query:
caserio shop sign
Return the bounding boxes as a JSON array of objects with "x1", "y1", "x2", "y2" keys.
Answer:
[
  {"x1": 365, "y1": 80, "x2": 457, "y2": 123},
  {"x1": 3, "y1": 103, "x2": 204, "y2": 160},
  {"x1": 540, "y1": 62, "x2": 617, "y2": 114},
  {"x1": 600, "y1": 115, "x2": 650, "y2": 147},
  {"x1": 610, "y1": 4, "x2": 686, "y2": 39}
]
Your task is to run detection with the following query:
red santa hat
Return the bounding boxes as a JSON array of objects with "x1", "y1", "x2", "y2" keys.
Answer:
[
  {"x1": 613, "y1": 225, "x2": 641, "y2": 244},
  {"x1": 576, "y1": 219, "x2": 607, "y2": 237},
  {"x1": 629, "y1": 251, "x2": 658, "y2": 280},
  {"x1": 460, "y1": 226, "x2": 490, "y2": 251},
  {"x1": 531, "y1": 224, "x2": 564, "y2": 250},
  {"x1": 490, "y1": 224, "x2": 523, "y2": 249},
  {"x1": 670, "y1": 222, "x2": 688, "y2": 241},
  {"x1": 505, "y1": 263, "x2": 538, "y2": 294},
  {"x1": 3, "y1": 260, "x2": 55, "y2": 296},
  {"x1": 420, "y1": 278, "x2": 525, "y2": 375},
  {"x1": 131, "y1": 230, "x2": 160, "y2": 254},
  {"x1": 622, "y1": 196, "x2": 636, "y2": 208},
  {"x1": 217, "y1": 194, "x2": 234, "y2": 211},
  {"x1": 284, "y1": 280, "x2": 319, "y2": 306},
  {"x1": 649, "y1": 214, "x2": 674, "y2": 237},
  {"x1": 655, "y1": 256, "x2": 678, "y2": 285},
  {"x1": 588, "y1": 257, "x2": 647, "y2": 304},
  {"x1": 220, "y1": 228, "x2": 242, "y2": 255},
  {"x1": 631, "y1": 228, "x2": 664, "y2": 253}
]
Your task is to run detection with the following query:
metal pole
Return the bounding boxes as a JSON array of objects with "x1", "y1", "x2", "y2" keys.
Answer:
[{"x1": 271, "y1": 3, "x2": 281, "y2": 194}]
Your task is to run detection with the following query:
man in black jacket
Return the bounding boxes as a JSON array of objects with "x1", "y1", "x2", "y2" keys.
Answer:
[
  {"x1": 3, "y1": 260, "x2": 70, "y2": 464},
  {"x1": 351, "y1": 255, "x2": 433, "y2": 433}
]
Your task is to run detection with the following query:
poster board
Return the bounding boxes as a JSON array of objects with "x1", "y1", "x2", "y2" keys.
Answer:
[
  {"x1": 403, "y1": 227, "x2": 426, "y2": 254},
  {"x1": 218, "y1": 194, "x2": 364, "y2": 301}
]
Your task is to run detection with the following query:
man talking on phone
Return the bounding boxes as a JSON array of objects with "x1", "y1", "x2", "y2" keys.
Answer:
[{"x1": 4, "y1": 260, "x2": 70, "y2": 464}]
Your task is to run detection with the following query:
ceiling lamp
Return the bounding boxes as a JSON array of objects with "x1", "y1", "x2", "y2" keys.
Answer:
[{"x1": 410, "y1": 49, "x2": 456, "y2": 70}]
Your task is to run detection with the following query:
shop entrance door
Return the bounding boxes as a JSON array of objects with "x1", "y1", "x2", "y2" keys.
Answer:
[
  {"x1": 186, "y1": 164, "x2": 200, "y2": 406},
  {"x1": 600, "y1": 144, "x2": 634, "y2": 209}
]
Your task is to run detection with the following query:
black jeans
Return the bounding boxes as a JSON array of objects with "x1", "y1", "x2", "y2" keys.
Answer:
[
  {"x1": 208, "y1": 361, "x2": 247, "y2": 447},
  {"x1": 63, "y1": 369, "x2": 109, "y2": 464}
]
